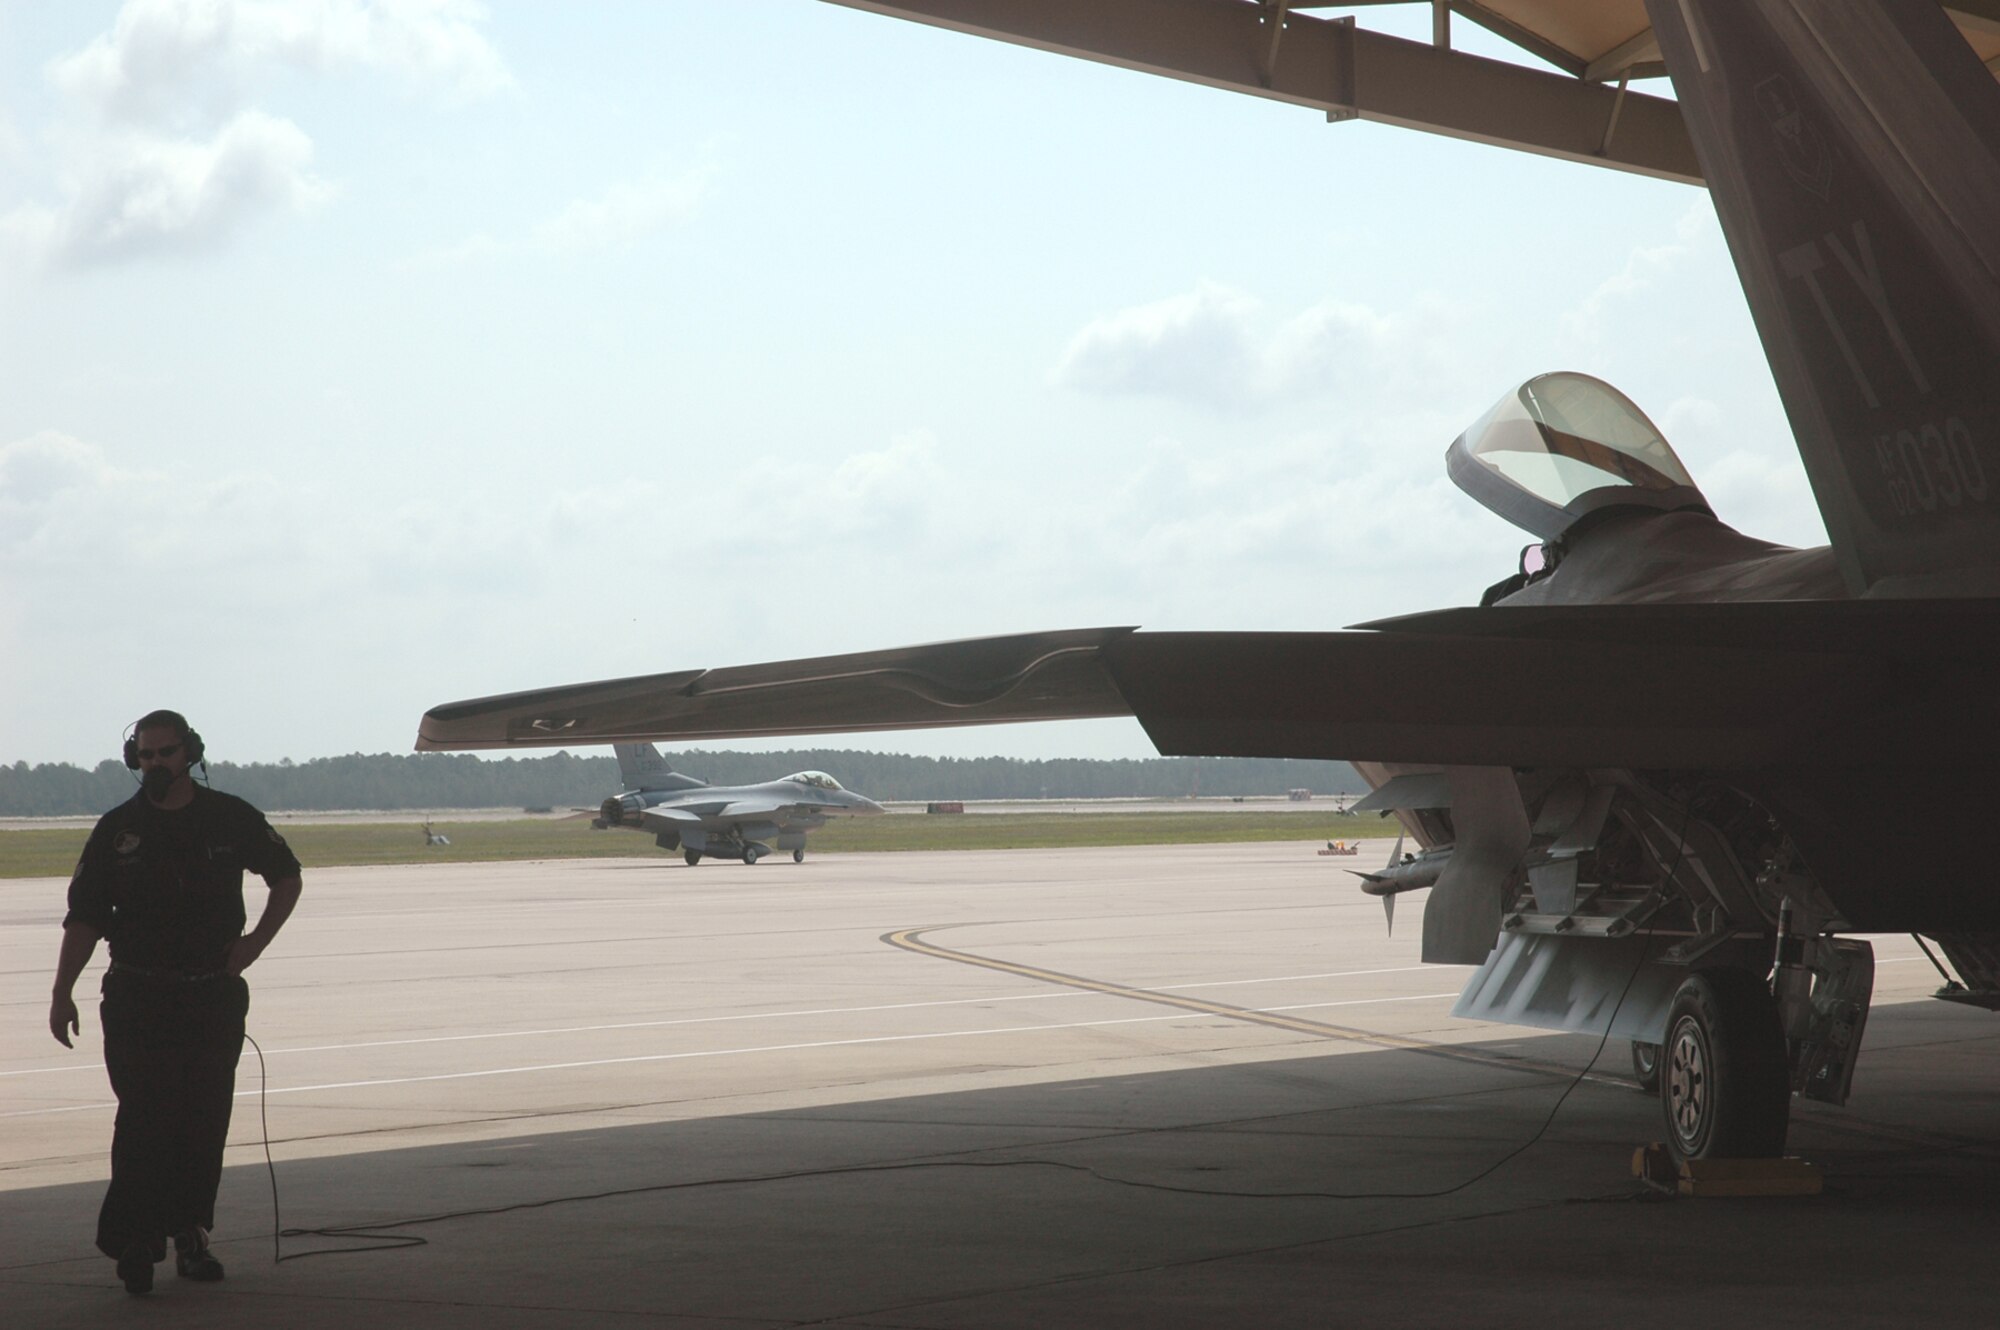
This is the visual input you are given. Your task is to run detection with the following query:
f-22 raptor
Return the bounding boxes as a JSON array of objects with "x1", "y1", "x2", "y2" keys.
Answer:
[
  {"x1": 420, "y1": 1, "x2": 2000, "y2": 1163},
  {"x1": 591, "y1": 743, "x2": 884, "y2": 865}
]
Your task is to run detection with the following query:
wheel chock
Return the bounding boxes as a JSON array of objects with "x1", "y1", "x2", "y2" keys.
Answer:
[
  {"x1": 1632, "y1": 1143, "x2": 1678, "y2": 1191},
  {"x1": 1631, "y1": 1143, "x2": 1823, "y2": 1196}
]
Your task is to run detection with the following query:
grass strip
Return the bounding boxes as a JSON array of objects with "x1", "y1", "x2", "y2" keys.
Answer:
[{"x1": 0, "y1": 812, "x2": 1400, "y2": 880}]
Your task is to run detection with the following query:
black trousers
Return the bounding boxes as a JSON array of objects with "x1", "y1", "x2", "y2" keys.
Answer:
[{"x1": 95, "y1": 971, "x2": 249, "y2": 1260}]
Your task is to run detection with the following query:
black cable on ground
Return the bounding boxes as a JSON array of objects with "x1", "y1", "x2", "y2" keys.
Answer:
[{"x1": 246, "y1": 808, "x2": 1694, "y2": 1256}]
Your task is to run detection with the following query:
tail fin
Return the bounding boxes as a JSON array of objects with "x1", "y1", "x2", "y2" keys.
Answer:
[
  {"x1": 613, "y1": 743, "x2": 705, "y2": 792},
  {"x1": 1649, "y1": 0, "x2": 2000, "y2": 595}
]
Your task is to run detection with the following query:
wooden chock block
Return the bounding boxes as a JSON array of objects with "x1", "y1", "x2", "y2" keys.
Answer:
[
  {"x1": 1675, "y1": 1156, "x2": 1823, "y2": 1197},
  {"x1": 1631, "y1": 1145, "x2": 1823, "y2": 1196}
]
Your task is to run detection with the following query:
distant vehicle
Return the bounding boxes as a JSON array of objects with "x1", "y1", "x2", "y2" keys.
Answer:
[
  {"x1": 926, "y1": 801, "x2": 965, "y2": 814},
  {"x1": 591, "y1": 743, "x2": 883, "y2": 865},
  {"x1": 1287, "y1": 789, "x2": 1312, "y2": 802},
  {"x1": 422, "y1": 818, "x2": 450, "y2": 847}
]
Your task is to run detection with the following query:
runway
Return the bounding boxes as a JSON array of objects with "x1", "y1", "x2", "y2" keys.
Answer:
[{"x1": 3, "y1": 842, "x2": 1997, "y2": 1326}]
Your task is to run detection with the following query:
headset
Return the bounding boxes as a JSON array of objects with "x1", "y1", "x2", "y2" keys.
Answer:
[{"x1": 123, "y1": 709, "x2": 207, "y2": 770}]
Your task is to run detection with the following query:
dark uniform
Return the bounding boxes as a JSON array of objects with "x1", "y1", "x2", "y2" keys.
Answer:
[{"x1": 65, "y1": 785, "x2": 302, "y2": 1261}]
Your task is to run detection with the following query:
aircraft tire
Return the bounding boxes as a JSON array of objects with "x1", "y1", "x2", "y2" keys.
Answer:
[
  {"x1": 743, "y1": 846, "x2": 761, "y2": 865},
  {"x1": 1630, "y1": 1041, "x2": 1661, "y2": 1092},
  {"x1": 1660, "y1": 969, "x2": 1790, "y2": 1161},
  {"x1": 793, "y1": 848, "x2": 805, "y2": 863},
  {"x1": 684, "y1": 849, "x2": 701, "y2": 866}
]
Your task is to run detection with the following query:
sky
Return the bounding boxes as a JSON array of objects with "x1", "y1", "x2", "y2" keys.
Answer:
[{"x1": 0, "y1": 1, "x2": 1829, "y2": 769}]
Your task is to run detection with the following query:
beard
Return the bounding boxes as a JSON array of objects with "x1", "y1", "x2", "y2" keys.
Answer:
[{"x1": 141, "y1": 766, "x2": 178, "y2": 800}]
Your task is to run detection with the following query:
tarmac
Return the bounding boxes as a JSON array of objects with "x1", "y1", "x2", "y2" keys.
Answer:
[{"x1": 3, "y1": 841, "x2": 1997, "y2": 1327}]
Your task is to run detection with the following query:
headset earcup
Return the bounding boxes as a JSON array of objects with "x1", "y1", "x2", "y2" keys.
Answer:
[
  {"x1": 185, "y1": 730, "x2": 205, "y2": 765},
  {"x1": 123, "y1": 737, "x2": 140, "y2": 770}
]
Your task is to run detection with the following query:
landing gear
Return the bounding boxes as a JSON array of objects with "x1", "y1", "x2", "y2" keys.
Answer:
[
  {"x1": 743, "y1": 845, "x2": 762, "y2": 865},
  {"x1": 793, "y1": 848, "x2": 805, "y2": 863},
  {"x1": 1661, "y1": 969, "x2": 1791, "y2": 1160},
  {"x1": 684, "y1": 848, "x2": 702, "y2": 866},
  {"x1": 1630, "y1": 1041, "x2": 1661, "y2": 1093}
]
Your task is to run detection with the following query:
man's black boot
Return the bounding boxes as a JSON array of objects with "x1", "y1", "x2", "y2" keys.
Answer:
[
  {"x1": 116, "y1": 1244, "x2": 153, "y2": 1295},
  {"x1": 174, "y1": 1228, "x2": 224, "y2": 1282}
]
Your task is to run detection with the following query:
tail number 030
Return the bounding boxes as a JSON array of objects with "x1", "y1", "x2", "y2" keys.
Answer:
[{"x1": 1876, "y1": 417, "x2": 1987, "y2": 517}]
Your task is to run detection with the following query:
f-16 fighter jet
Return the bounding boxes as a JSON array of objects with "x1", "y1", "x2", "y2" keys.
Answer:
[
  {"x1": 588, "y1": 743, "x2": 883, "y2": 865},
  {"x1": 421, "y1": 1, "x2": 2000, "y2": 1163}
]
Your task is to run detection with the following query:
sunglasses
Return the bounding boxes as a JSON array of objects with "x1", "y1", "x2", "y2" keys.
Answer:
[{"x1": 135, "y1": 744, "x2": 183, "y2": 761}]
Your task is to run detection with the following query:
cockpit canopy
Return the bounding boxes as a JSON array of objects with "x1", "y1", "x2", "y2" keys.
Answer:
[
  {"x1": 786, "y1": 770, "x2": 843, "y2": 791},
  {"x1": 1446, "y1": 372, "x2": 1711, "y2": 541}
]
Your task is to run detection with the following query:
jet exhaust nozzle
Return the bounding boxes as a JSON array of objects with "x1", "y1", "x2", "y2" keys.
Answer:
[{"x1": 600, "y1": 795, "x2": 645, "y2": 827}]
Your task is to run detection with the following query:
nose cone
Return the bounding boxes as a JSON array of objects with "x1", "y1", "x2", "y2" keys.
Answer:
[{"x1": 854, "y1": 795, "x2": 886, "y2": 815}]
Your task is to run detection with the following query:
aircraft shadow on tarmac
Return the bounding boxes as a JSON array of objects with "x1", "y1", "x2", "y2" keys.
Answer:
[{"x1": 6, "y1": 1010, "x2": 1998, "y2": 1328}]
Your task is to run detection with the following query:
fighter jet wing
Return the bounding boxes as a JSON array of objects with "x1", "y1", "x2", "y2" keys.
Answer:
[
  {"x1": 418, "y1": 615, "x2": 1949, "y2": 771},
  {"x1": 1095, "y1": 629, "x2": 1886, "y2": 770},
  {"x1": 416, "y1": 628, "x2": 1136, "y2": 750},
  {"x1": 1358, "y1": 600, "x2": 2000, "y2": 664},
  {"x1": 715, "y1": 800, "x2": 791, "y2": 820}
]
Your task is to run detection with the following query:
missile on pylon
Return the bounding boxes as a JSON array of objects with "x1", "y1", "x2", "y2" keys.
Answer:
[{"x1": 1348, "y1": 833, "x2": 1452, "y2": 936}]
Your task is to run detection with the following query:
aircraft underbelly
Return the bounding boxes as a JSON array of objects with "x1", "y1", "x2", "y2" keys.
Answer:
[{"x1": 1745, "y1": 765, "x2": 2000, "y2": 932}]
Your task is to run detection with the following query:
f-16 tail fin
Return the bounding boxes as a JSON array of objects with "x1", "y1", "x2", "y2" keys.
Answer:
[
  {"x1": 1650, "y1": 0, "x2": 2000, "y2": 596},
  {"x1": 614, "y1": 742, "x2": 705, "y2": 793}
]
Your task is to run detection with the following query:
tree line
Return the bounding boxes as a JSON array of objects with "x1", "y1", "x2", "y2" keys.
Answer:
[{"x1": 0, "y1": 751, "x2": 1361, "y2": 816}]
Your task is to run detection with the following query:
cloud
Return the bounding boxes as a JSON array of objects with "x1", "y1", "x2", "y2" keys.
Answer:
[
  {"x1": 9, "y1": 0, "x2": 507, "y2": 269},
  {"x1": 812, "y1": 430, "x2": 951, "y2": 534},
  {"x1": 0, "y1": 429, "x2": 304, "y2": 569},
  {"x1": 1050, "y1": 281, "x2": 1261, "y2": 407},
  {"x1": 1649, "y1": 393, "x2": 1828, "y2": 548},
  {"x1": 422, "y1": 163, "x2": 718, "y2": 264},
  {"x1": 8, "y1": 111, "x2": 331, "y2": 267},
  {"x1": 532, "y1": 168, "x2": 714, "y2": 254},
  {"x1": 1048, "y1": 427, "x2": 1514, "y2": 622},
  {"x1": 1049, "y1": 280, "x2": 1468, "y2": 411},
  {"x1": 0, "y1": 431, "x2": 139, "y2": 550},
  {"x1": 1561, "y1": 198, "x2": 1726, "y2": 345},
  {"x1": 50, "y1": 0, "x2": 512, "y2": 125},
  {"x1": 0, "y1": 111, "x2": 24, "y2": 165}
]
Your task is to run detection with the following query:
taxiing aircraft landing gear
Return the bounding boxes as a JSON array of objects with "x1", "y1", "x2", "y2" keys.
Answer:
[
  {"x1": 743, "y1": 845, "x2": 762, "y2": 865},
  {"x1": 684, "y1": 848, "x2": 702, "y2": 866},
  {"x1": 1662, "y1": 969, "x2": 1791, "y2": 1160},
  {"x1": 793, "y1": 848, "x2": 805, "y2": 863},
  {"x1": 1630, "y1": 1041, "x2": 1660, "y2": 1093}
]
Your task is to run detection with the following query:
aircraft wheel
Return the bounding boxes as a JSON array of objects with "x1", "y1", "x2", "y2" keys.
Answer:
[
  {"x1": 1631, "y1": 1041, "x2": 1661, "y2": 1093},
  {"x1": 1661, "y1": 969, "x2": 1790, "y2": 1161},
  {"x1": 793, "y1": 848, "x2": 805, "y2": 863},
  {"x1": 743, "y1": 846, "x2": 761, "y2": 865},
  {"x1": 684, "y1": 849, "x2": 702, "y2": 866}
]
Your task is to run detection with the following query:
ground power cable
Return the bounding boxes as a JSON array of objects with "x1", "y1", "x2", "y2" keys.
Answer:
[
  {"x1": 883, "y1": 814, "x2": 1690, "y2": 1204},
  {"x1": 242, "y1": 819, "x2": 1692, "y2": 1261}
]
